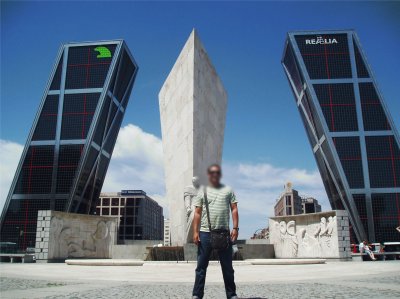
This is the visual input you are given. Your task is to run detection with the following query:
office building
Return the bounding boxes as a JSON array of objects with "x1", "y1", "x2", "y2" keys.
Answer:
[
  {"x1": 0, "y1": 41, "x2": 138, "y2": 250},
  {"x1": 96, "y1": 190, "x2": 164, "y2": 242},
  {"x1": 274, "y1": 182, "x2": 303, "y2": 216},
  {"x1": 302, "y1": 197, "x2": 322, "y2": 214},
  {"x1": 282, "y1": 30, "x2": 400, "y2": 242},
  {"x1": 164, "y1": 219, "x2": 171, "y2": 246}
]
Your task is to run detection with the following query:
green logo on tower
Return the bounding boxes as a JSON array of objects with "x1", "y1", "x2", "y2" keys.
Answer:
[{"x1": 94, "y1": 46, "x2": 112, "y2": 58}]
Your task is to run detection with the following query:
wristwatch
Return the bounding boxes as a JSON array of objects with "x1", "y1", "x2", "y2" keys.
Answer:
[{"x1": 233, "y1": 227, "x2": 239, "y2": 231}]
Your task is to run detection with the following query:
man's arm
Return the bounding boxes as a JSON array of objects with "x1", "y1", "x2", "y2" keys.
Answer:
[
  {"x1": 231, "y1": 203, "x2": 239, "y2": 242},
  {"x1": 193, "y1": 206, "x2": 202, "y2": 245}
]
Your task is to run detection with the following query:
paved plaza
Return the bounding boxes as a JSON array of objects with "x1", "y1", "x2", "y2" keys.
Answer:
[{"x1": 1, "y1": 261, "x2": 399, "y2": 298}]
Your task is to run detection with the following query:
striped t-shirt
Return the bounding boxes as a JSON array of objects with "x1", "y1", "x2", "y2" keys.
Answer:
[{"x1": 193, "y1": 184, "x2": 237, "y2": 232}]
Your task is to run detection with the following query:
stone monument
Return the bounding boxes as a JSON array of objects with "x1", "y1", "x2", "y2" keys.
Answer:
[{"x1": 159, "y1": 29, "x2": 227, "y2": 245}]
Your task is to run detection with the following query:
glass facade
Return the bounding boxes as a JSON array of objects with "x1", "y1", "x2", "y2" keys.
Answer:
[
  {"x1": 96, "y1": 191, "x2": 164, "y2": 242},
  {"x1": 282, "y1": 31, "x2": 400, "y2": 243},
  {"x1": 0, "y1": 41, "x2": 138, "y2": 251}
]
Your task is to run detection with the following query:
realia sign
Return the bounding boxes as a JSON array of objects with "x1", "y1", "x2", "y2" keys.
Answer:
[{"x1": 305, "y1": 36, "x2": 338, "y2": 45}]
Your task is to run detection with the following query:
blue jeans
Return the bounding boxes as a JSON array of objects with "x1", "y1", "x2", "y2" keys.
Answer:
[{"x1": 192, "y1": 232, "x2": 237, "y2": 299}]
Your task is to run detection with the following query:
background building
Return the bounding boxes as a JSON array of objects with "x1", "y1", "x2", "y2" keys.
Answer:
[
  {"x1": 97, "y1": 190, "x2": 163, "y2": 242},
  {"x1": 282, "y1": 30, "x2": 400, "y2": 242},
  {"x1": 274, "y1": 182, "x2": 303, "y2": 216},
  {"x1": 302, "y1": 197, "x2": 322, "y2": 214},
  {"x1": 0, "y1": 41, "x2": 138, "y2": 251},
  {"x1": 252, "y1": 227, "x2": 269, "y2": 240},
  {"x1": 163, "y1": 219, "x2": 171, "y2": 246}
]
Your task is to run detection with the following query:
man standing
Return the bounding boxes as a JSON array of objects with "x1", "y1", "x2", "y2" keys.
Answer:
[{"x1": 192, "y1": 164, "x2": 239, "y2": 299}]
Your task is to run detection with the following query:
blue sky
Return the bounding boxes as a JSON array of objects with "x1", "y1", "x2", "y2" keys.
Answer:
[{"x1": 1, "y1": 1, "x2": 399, "y2": 237}]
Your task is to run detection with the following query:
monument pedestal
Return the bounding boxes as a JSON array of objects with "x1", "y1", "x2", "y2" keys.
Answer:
[{"x1": 184, "y1": 243, "x2": 198, "y2": 261}]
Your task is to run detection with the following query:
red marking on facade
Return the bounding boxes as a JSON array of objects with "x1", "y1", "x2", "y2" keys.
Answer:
[
  {"x1": 59, "y1": 165, "x2": 78, "y2": 168},
  {"x1": 23, "y1": 165, "x2": 78, "y2": 169},
  {"x1": 388, "y1": 135, "x2": 400, "y2": 222},
  {"x1": 373, "y1": 216, "x2": 399, "y2": 220},
  {"x1": 82, "y1": 95, "x2": 87, "y2": 139},
  {"x1": 302, "y1": 52, "x2": 348, "y2": 56},
  {"x1": 27, "y1": 148, "x2": 35, "y2": 193},
  {"x1": 85, "y1": 48, "x2": 91, "y2": 88},
  {"x1": 340, "y1": 157, "x2": 362, "y2": 161},
  {"x1": 68, "y1": 62, "x2": 110, "y2": 67},
  {"x1": 388, "y1": 136, "x2": 398, "y2": 187},
  {"x1": 23, "y1": 165, "x2": 52, "y2": 169},
  {"x1": 361, "y1": 102, "x2": 381, "y2": 105},
  {"x1": 24, "y1": 147, "x2": 35, "y2": 250},
  {"x1": 319, "y1": 102, "x2": 380, "y2": 108},
  {"x1": 322, "y1": 38, "x2": 335, "y2": 132},
  {"x1": 64, "y1": 111, "x2": 94, "y2": 116},
  {"x1": 320, "y1": 103, "x2": 355, "y2": 107},
  {"x1": 341, "y1": 157, "x2": 399, "y2": 161},
  {"x1": 81, "y1": 48, "x2": 91, "y2": 138},
  {"x1": 23, "y1": 201, "x2": 28, "y2": 250},
  {"x1": 323, "y1": 39, "x2": 331, "y2": 79},
  {"x1": 43, "y1": 112, "x2": 94, "y2": 117},
  {"x1": 396, "y1": 193, "x2": 400, "y2": 223},
  {"x1": 327, "y1": 85, "x2": 335, "y2": 131},
  {"x1": 4, "y1": 221, "x2": 37, "y2": 224}
]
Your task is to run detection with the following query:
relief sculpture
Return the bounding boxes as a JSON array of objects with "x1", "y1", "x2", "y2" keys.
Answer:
[
  {"x1": 49, "y1": 214, "x2": 115, "y2": 259},
  {"x1": 271, "y1": 215, "x2": 338, "y2": 258}
]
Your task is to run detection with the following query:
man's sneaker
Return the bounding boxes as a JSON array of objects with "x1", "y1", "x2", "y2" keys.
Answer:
[
  {"x1": 192, "y1": 296, "x2": 200, "y2": 299},
  {"x1": 230, "y1": 296, "x2": 239, "y2": 299}
]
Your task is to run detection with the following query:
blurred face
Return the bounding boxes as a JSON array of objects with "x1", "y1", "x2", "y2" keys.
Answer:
[{"x1": 208, "y1": 166, "x2": 221, "y2": 186}]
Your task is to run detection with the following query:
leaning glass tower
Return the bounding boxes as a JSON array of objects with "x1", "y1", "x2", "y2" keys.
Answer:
[
  {"x1": 282, "y1": 30, "x2": 400, "y2": 242},
  {"x1": 0, "y1": 40, "x2": 138, "y2": 250}
]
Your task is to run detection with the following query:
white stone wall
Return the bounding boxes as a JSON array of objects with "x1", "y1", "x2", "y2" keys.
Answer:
[
  {"x1": 159, "y1": 30, "x2": 227, "y2": 245},
  {"x1": 35, "y1": 210, "x2": 117, "y2": 261},
  {"x1": 269, "y1": 210, "x2": 351, "y2": 259}
]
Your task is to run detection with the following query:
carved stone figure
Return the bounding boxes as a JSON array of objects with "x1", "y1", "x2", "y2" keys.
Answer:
[
  {"x1": 69, "y1": 220, "x2": 111, "y2": 258},
  {"x1": 298, "y1": 227, "x2": 320, "y2": 257},
  {"x1": 277, "y1": 220, "x2": 298, "y2": 257},
  {"x1": 184, "y1": 176, "x2": 201, "y2": 243},
  {"x1": 319, "y1": 216, "x2": 336, "y2": 256}
]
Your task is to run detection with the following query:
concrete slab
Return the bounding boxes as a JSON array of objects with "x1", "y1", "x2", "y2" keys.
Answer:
[
  {"x1": 1, "y1": 261, "x2": 399, "y2": 298},
  {"x1": 247, "y1": 258, "x2": 326, "y2": 265},
  {"x1": 65, "y1": 259, "x2": 144, "y2": 266}
]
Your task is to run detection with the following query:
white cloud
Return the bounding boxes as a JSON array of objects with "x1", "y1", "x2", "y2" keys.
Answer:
[
  {"x1": 103, "y1": 124, "x2": 167, "y2": 212},
  {"x1": 222, "y1": 162, "x2": 329, "y2": 237},
  {"x1": 0, "y1": 140, "x2": 24, "y2": 212},
  {"x1": 0, "y1": 125, "x2": 329, "y2": 238}
]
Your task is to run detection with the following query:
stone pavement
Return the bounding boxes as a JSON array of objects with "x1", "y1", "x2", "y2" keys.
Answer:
[{"x1": 1, "y1": 261, "x2": 399, "y2": 298}]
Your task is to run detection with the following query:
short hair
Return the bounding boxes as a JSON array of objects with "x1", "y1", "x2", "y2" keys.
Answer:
[{"x1": 207, "y1": 164, "x2": 221, "y2": 173}]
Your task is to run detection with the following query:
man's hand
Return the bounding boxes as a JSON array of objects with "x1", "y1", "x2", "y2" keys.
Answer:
[
  {"x1": 193, "y1": 231, "x2": 200, "y2": 245},
  {"x1": 231, "y1": 229, "x2": 238, "y2": 242}
]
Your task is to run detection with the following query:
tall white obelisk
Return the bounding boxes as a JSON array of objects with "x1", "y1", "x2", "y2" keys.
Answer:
[{"x1": 159, "y1": 29, "x2": 227, "y2": 245}]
